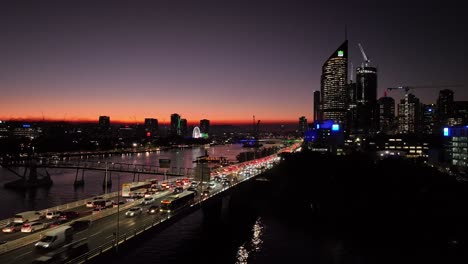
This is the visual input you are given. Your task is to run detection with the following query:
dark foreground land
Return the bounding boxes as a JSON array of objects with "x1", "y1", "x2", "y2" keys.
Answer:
[{"x1": 261, "y1": 150, "x2": 468, "y2": 264}]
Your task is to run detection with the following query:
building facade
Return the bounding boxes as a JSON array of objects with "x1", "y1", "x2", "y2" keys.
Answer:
[{"x1": 320, "y1": 40, "x2": 348, "y2": 127}]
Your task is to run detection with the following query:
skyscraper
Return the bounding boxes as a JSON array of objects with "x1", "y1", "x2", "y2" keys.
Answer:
[
  {"x1": 180, "y1": 119, "x2": 188, "y2": 136},
  {"x1": 298, "y1": 116, "x2": 308, "y2": 136},
  {"x1": 170, "y1": 113, "x2": 181, "y2": 136},
  {"x1": 200, "y1": 119, "x2": 210, "y2": 135},
  {"x1": 355, "y1": 66, "x2": 378, "y2": 134},
  {"x1": 437, "y1": 89, "x2": 454, "y2": 128},
  {"x1": 321, "y1": 40, "x2": 348, "y2": 126},
  {"x1": 313, "y1": 91, "x2": 321, "y2": 122},
  {"x1": 422, "y1": 104, "x2": 436, "y2": 134},
  {"x1": 99, "y1": 116, "x2": 110, "y2": 130},
  {"x1": 398, "y1": 93, "x2": 421, "y2": 134},
  {"x1": 144, "y1": 118, "x2": 158, "y2": 136},
  {"x1": 377, "y1": 96, "x2": 395, "y2": 134}
]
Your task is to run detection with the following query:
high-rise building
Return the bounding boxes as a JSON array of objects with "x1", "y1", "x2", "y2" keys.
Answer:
[
  {"x1": 422, "y1": 104, "x2": 436, "y2": 134},
  {"x1": 180, "y1": 119, "x2": 188, "y2": 136},
  {"x1": 99, "y1": 116, "x2": 110, "y2": 130},
  {"x1": 320, "y1": 40, "x2": 348, "y2": 126},
  {"x1": 346, "y1": 81, "x2": 358, "y2": 133},
  {"x1": 454, "y1": 101, "x2": 468, "y2": 124},
  {"x1": 313, "y1": 91, "x2": 321, "y2": 122},
  {"x1": 355, "y1": 66, "x2": 378, "y2": 134},
  {"x1": 398, "y1": 93, "x2": 421, "y2": 134},
  {"x1": 144, "y1": 118, "x2": 158, "y2": 136},
  {"x1": 377, "y1": 96, "x2": 395, "y2": 134},
  {"x1": 200, "y1": 119, "x2": 210, "y2": 135},
  {"x1": 170, "y1": 113, "x2": 181, "y2": 136},
  {"x1": 437, "y1": 89, "x2": 454, "y2": 128},
  {"x1": 298, "y1": 116, "x2": 308, "y2": 136}
]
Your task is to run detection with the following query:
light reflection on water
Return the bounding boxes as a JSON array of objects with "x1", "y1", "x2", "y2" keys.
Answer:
[{"x1": 236, "y1": 217, "x2": 265, "y2": 264}]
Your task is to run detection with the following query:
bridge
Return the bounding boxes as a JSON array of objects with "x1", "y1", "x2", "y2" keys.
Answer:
[
  {"x1": 1, "y1": 160, "x2": 194, "y2": 188},
  {"x1": 0, "y1": 142, "x2": 301, "y2": 264}
]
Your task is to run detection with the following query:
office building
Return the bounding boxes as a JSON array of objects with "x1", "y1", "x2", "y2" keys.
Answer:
[
  {"x1": 170, "y1": 113, "x2": 181, "y2": 136},
  {"x1": 437, "y1": 89, "x2": 454, "y2": 129},
  {"x1": 377, "y1": 96, "x2": 395, "y2": 134},
  {"x1": 398, "y1": 93, "x2": 421, "y2": 134},
  {"x1": 423, "y1": 104, "x2": 436, "y2": 135},
  {"x1": 320, "y1": 40, "x2": 348, "y2": 126},
  {"x1": 355, "y1": 66, "x2": 378, "y2": 134},
  {"x1": 200, "y1": 119, "x2": 210, "y2": 135},
  {"x1": 313, "y1": 91, "x2": 321, "y2": 122},
  {"x1": 298, "y1": 116, "x2": 308, "y2": 136},
  {"x1": 99, "y1": 116, "x2": 110, "y2": 130},
  {"x1": 144, "y1": 118, "x2": 158, "y2": 137},
  {"x1": 180, "y1": 119, "x2": 188, "y2": 137}
]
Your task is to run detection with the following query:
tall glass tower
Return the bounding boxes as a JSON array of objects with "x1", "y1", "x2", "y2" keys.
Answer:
[{"x1": 320, "y1": 40, "x2": 348, "y2": 126}]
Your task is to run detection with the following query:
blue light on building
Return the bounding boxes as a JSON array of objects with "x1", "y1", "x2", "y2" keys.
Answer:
[
  {"x1": 443, "y1": 127, "x2": 450, "y2": 137},
  {"x1": 22, "y1": 124, "x2": 31, "y2": 128},
  {"x1": 332, "y1": 124, "x2": 340, "y2": 131}
]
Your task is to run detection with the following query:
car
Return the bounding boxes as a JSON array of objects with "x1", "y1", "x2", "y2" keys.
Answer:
[
  {"x1": 49, "y1": 219, "x2": 69, "y2": 228},
  {"x1": 187, "y1": 187, "x2": 198, "y2": 195},
  {"x1": 21, "y1": 221, "x2": 48, "y2": 233},
  {"x1": 112, "y1": 201, "x2": 126, "y2": 208},
  {"x1": 222, "y1": 180, "x2": 231, "y2": 187},
  {"x1": 59, "y1": 211, "x2": 79, "y2": 221},
  {"x1": 147, "y1": 205, "x2": 160, "y2": 214},
  {"x1": 173, "y1": 186, "x2": 184, "y2": 194},
  {"x1": 45, "y1": 211, "x2": 62, "y2": 220},
  {"x1": 202, "y1": 190, "x2": 210, "y2": 197},
  {"x1": 214, "y1": 176, "x2": 222, "y2": 182},
  {"x1": 125, "y1": 207, "x2": 143, "y2": 217},
  {"x1": 2, "y1": 222, "x2": 23, "y2": 233},
  {"x1": 69, "y1": 220, "x2": 91, "y2": 232},
  {"x1": 141, "y1": 197, "x2": 155, "y2": 205},
  {"x1": 92, "y1": 208, "x2": 103, "y2": 215}
]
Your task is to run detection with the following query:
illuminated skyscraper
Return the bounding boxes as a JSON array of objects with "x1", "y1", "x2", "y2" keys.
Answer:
[
  {"x1": 144, "y1": 118, "x2": 158, "y2": 136},
  {"x1": 398, "y1": 93, "x2": 421, "y2": 134},
  {"x1": 321, "y1": 40, "x2": 348, "y2": 126}
]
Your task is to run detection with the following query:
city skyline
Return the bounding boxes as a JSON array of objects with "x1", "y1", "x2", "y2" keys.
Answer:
[{"x1": 0, "y1": 1, "x2": 466, "y2": 124}]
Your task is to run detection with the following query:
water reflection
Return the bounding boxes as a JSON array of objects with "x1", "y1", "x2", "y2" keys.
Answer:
[{"x1": 235, "y1": 217, "x2": 265, "y2": 264}]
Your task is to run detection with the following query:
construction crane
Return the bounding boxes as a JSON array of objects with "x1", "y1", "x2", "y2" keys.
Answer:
[
  {"x1": 358, "y1": 43, "x2": 370, "y2": 67},
  {"x1": 386, "y1": 85, "x2": 462, "y2": 95}
]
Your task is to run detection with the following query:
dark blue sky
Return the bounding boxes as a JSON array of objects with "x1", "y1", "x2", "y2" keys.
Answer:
[{"x1": 0, "y1": 0, "x2": 466, "y2": 123}]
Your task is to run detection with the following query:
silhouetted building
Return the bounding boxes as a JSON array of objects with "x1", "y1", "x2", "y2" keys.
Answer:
[
  {"x1": 200, "y1": 119, "x2": 210, "y2": 135},
  {"x1": 99, "y1": 116, "x2": 110, "y2": 130},
  {"x1": 180, "y1": 119, "x2": 188, "y2": 137},
  {"x1": 454, "y1": 101, "x2": 468, "y2": 124},
  {"x1": 144, "y1": 118, "x2": 158, "y2": 137},
  {"x1": 298, "y1": 116, "x2": 308, "y2": 136},
  {"x1": 398, "y1": 93, "x2": 422, "y2": 134},
  {"x1": 437, "y1": 89, "x2": 454, "y2": 129},
  {"x1": 423, "y1": 104, "x2": 436, "y2": 135},
  {"x1": 377, "y1": 96, "x2": 395, "y2": 134},
  {"x1": 170, "y1": 113, "x2": 181, "y2": 136},
  {"x1": 346, "y1": 82, "x2": 358, "y2": 133},
  {"x1": 320, "y1": 40, "x2": 348, "y2": 127},
  {"x1": 355, "y1": 66, "x2": 378, "y2": 134},
  {"x1": 313, "y1": 91, "x2": 321, "y2": 122}
]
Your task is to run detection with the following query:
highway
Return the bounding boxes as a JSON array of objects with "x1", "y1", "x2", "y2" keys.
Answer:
[{"x1": 0, "y1": 143, "x2": 301, "y2": 264}]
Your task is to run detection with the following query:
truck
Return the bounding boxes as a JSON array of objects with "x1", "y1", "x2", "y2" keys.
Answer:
[{"x1": 35, "y1": 226, "x2": 74, "y2": 249}]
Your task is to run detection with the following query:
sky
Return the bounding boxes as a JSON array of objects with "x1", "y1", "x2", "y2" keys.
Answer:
[{"x1": 0, "y1": 0, "x2": 466, "y2": 125}]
